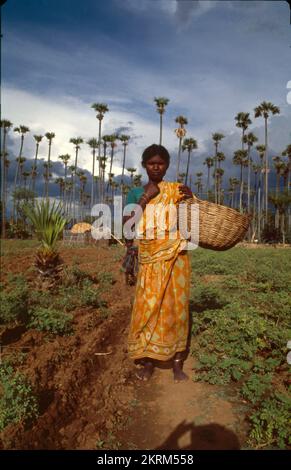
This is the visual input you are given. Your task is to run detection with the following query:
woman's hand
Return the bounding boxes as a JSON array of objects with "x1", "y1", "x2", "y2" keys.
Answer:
[
  {"x1": 179, "y1": 184, "x2": 193, "y2": 200},
  {"x1": 143, "y1": 182, "x2": 160, "y2": 201}
]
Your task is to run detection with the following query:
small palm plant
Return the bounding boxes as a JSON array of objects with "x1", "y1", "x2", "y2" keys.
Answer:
[{"x1": 22, "y1": 200, "x2": 68, "y2": 283}]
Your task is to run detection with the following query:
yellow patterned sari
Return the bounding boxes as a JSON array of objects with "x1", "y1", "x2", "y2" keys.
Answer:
[{"x1": 127, "y1": 181, "x2": 191, "y2": 361}]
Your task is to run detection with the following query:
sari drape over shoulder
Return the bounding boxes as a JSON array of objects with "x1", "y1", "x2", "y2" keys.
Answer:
[{"x1": 127, "y1": 181, "x2": 191, "y2": 361}]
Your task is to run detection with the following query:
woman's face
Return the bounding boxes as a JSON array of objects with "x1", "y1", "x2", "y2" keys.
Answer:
[{"x1": 143, "y1": 154, "x2": 168, "y2": 183}]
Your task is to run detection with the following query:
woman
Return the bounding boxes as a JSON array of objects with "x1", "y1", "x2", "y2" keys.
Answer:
[{"x1": 123, "y1": 144, "x2": 193, "y2": 383}]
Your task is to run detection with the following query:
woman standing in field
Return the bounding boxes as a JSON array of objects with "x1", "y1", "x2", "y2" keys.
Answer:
[{"x1": 123, "y1": 144, "x2": 193, "y2": 383}]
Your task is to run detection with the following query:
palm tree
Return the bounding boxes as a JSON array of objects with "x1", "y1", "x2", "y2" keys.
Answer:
[
  {"x1": 44, "y1": 132, "x2": 55, "y2": 199},
  {"x1": 67, "y1": 165, "x2": 76, "y2": 215},
  {"x1": 212, "y1": 168, "x2": 223, "y2": 204},
  {"x1": 154, "y1": 97, "x2": 169, "y2": 145},
  {"x1": 194, "y1": 171, "x2": 203, "y2": 197},
  {"x1": 22, "y1": 171, "x2": 30, "y2": 189},
  {"x1": 175, "y1": 115, "x2": 188, "y2": 180},
  {"x1": 212, "y1": 133, "x2": 224, "y2": 203},
  {"x1": 13, "y1": 125, "x2": 30, "y2": 220},
  {"x1": 93, "y1": 175, "x2": 99, "y2": 206},
  {"x1": 30, "y1": 135, "x2": 43, "y2": 193},
  {"x1": 58, "y1": 154, "x2": 71, "y2": 213},
  {"x1": 91, "y1": 103, "x2": 109, "y2": 198},
  {"x1": 106, "y1": 135, "x2": 118, "y2": 194},
  {"x1": 251, "y1": 163, "x2": 261, "y2": 227},
  {"x1": 254, "y1": 101, "x2": 280, "y2": 223},
  {"x1": 228, "y1": 177, "x2": 240, "y2": 208},
  {"x1": 42, "y1": 163, "x2": 52, "y2": 198},
  {"x1": 269, "y1": 190, "x2": 291, "y2": 244},
  {"x1": 17, "y1": 157, "x2": 27, "y2": 187},
  {"x1": 1, "y1": 119, "x2": 13, "y2": 237},
  {"x1": 127, "y1": 167, "x2": 137, "y2": 187},
  {"x1": 217, "y1": 152, "x2": 225, "y2": 170},
  {"x1": 77, "y1": 172, "x2": 87, "y2": 221},
  {"x1": 87, "y1": 138, "x2": 98, "y2": 208},
  {"x1": 102, "y1": 135, "x2": 112, "y2": 203},
  {"x1": 235, "y1": 112, "x2": 252, "y2": 150},
  {"x1": 119, "y1": 134, "x2": 130, "y2": 189},
  {"x1": 70, "y1": 137, "x2": 83, "y2": 222},
  {"x1": 233, "y1": 149, "x2": 248, "y2": 213},
  {"x1": 22, "y1": 200, "x2": 68, "y2": 286},
  {"x1": 55, "y1": 177, "x2": 65, "y2": 201},
  {"x1": 272, "y1": 156, "x2": 285, "y2": 228},
  {"x1": 243, "y1": 132, "x2": 258, "y2": 212},
  {"x1": 182, "y1": 137, "x2": 198, "y2": 186},
  {"x1": 282, "y1": 144, "x2": 291, "y2": 231},
  {"x1": 203, "y1": 157, "x2": 214, "y2": 195},
  {"x1": 133, "y1": 174, "x2": 142, "y2": 187}
]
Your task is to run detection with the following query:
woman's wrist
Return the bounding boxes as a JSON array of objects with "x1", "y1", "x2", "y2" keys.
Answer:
[{"x1": 140, "y1": 192, "x2": 150, "y2": 204}]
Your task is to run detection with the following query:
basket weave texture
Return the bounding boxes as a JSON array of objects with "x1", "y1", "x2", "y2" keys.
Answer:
[{"x1": 179, "y1": 196, "x2": 252, "y2": 251}]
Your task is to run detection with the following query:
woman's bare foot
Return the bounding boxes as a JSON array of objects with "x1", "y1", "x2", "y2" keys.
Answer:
[
  {"x1": 173, "y1": 359, "x2": 189, "y2": 383},
  {"x1": 135, "y1": 360, "x2": 154, "y2": 381}
]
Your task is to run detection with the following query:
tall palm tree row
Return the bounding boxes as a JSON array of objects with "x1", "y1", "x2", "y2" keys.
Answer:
[{"x1": 1, "y1": 95, "x2": 288, "y2": 242}]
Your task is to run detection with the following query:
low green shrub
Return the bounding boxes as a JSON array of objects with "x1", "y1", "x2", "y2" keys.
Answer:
[
  {"x1": 28, "y1": 307, "x2": 73, "y2": 335},
  {"x1": 0, "y1": 363, "x2": 38, "y2": 431},
  {"x1": 0, "y1": 287, "x2": 29, "y2": 324}
]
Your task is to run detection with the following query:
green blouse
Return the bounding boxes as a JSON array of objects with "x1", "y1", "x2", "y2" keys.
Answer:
[{"x1": 125, "y1": 186, "x2": 145, "y2": 205}]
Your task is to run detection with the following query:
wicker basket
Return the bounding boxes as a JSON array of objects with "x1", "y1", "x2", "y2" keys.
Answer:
[{"x1": 178, "y1": 196, "x2": 252, "y2": 251}]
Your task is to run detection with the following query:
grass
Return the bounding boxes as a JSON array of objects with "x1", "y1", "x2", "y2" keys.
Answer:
[{"x1": 189, "y1": 246, "x2": 291, "y2": 449}]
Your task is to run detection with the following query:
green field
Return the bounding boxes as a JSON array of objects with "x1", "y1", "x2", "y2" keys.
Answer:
[{"x1": 189, "y1": 246, "x2": 291, "y2": 449}]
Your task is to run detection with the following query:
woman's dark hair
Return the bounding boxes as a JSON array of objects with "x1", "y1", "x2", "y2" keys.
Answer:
[{"x1": 141, "y1": 144, "x2": 170, "y2": 167}]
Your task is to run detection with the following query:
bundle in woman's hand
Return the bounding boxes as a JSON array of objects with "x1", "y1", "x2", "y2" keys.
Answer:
[{"x1": 122, "y1": 246, "x2": 139, "y2": 285}]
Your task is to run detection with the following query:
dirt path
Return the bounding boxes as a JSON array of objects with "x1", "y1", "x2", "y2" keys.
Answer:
[{"x1": 116, "y1": 343, "x2": 248, "y2": 450}]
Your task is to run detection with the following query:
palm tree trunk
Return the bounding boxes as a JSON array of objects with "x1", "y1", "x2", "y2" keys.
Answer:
[
  {"x1": 1, "y1": 129, "x2": 7, "y2": 237},
  {"x1": 239, "y1": 164, "x2": 243, "y2": 213},
  {"x1": 159, "y1": 113, "x2": 162, "y2": 145},
  {"x1": 98, "y1": 119, "x2": 102, "y2": 203},
  {"x1": 45, "y1": 141, "x2": 52, "y2": 200},
  {"x1": 64, "y1": 164, "x2": 68, "y2": 214},
  {"x1": 30, "y1": 143, "x2": 39, "y2": 193},
  {"x1": 214, "y1": 143, "x2": 218, "y2": 203},
  {"x1": 207, "y1": 167, "x2": 210, "y2": 193},
  {"x1": 91, "y1": 148, "x2": 96, "y2": 209},
  {"x1": 264, "y1": 117, "x2": 268, "y2": 226},
  {"x1": 185, "y1": 149, "x2": 191, "y2": 186},
  {"x1": 275, "y1": 172, "x2": 280, "y2": 229},
  {"x1": 176, "y1": 137, "x2": 182, "y2": 181},
  {"x1": 288, "y1": 155, "x2": 291, "y2": 232},
  {"x1": 13, "y1": 135, "x2": 25, "y2": 221},
  {"x1": 247, "y1": 145, "x2": 251, "y2": 212},
  {"x1": 121, "y1": 144, "x2": 127, "y2": 207},
  {"x1": 281, "y1": 212, "x2": 285, "y2": 244},
  {"x1": 73, "y1": 147, "x2": 78, "y2": 223},
  {"x1": 106, "y1": 147, "x2": 114, "y2": 193}
]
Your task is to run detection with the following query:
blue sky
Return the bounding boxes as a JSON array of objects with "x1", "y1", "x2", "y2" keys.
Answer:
[{"x1": 2, "y1": 0, "x2": 291, "y2": 189}]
